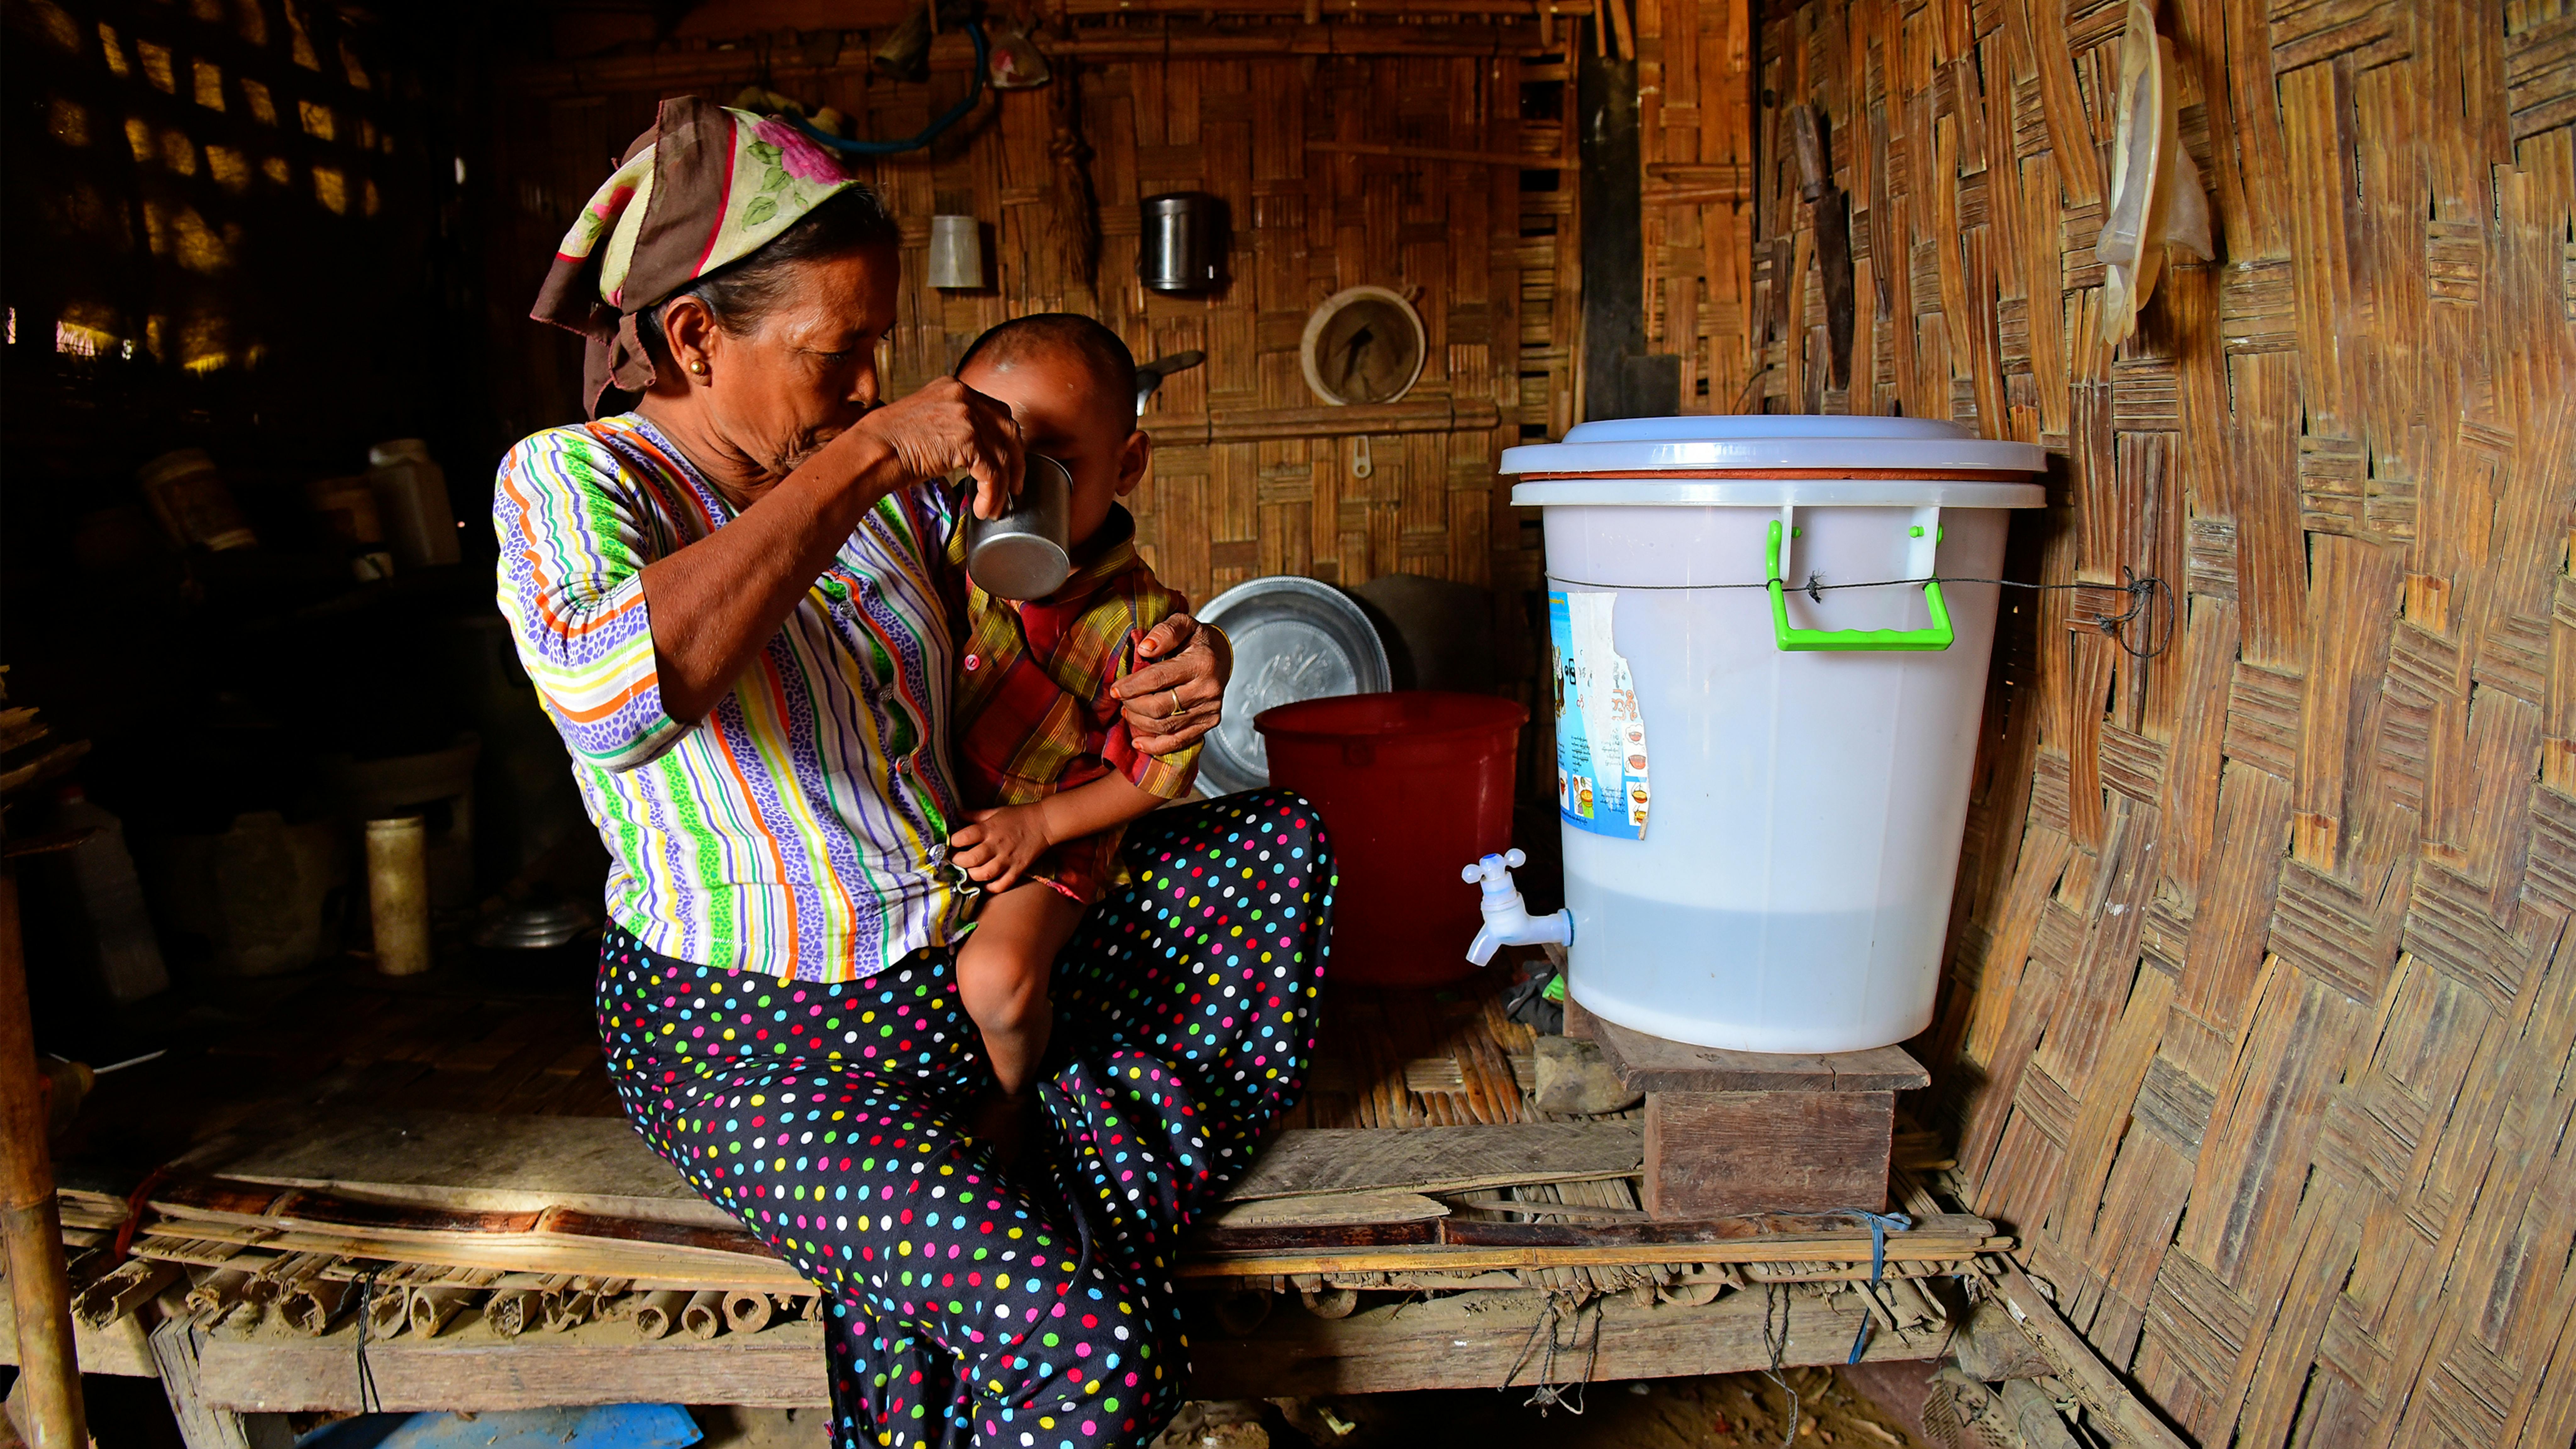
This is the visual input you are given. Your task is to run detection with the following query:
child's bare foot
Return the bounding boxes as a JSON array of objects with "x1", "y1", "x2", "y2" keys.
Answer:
[{"x1": 966, "y1": 1088, "x2": 1036, "y2": 1169}]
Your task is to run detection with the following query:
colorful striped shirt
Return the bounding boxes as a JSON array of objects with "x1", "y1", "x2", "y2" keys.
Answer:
[
  {"x1": 953, "y1": 505, "x2": 1199, "y2": 902},
  {"x1": 493, "y1": 413, "x2": 969, "y2": 984}
]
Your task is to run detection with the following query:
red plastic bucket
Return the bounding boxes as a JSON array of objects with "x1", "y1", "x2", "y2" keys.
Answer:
[{"x1": 1255, "y1": 691, "x2": 1528, "y2": 987}]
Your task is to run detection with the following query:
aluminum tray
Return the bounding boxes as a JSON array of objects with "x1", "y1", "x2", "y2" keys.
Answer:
[{"x1": 1195, "y1": 575, "x2": 1392, "y2": 795}]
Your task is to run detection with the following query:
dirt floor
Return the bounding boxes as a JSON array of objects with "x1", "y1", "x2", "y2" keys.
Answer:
[{"x1": 691, "y1": 1368, "x2": 1932, "y2": 1449}]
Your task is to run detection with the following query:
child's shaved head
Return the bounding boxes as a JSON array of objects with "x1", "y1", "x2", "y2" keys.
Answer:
[{"x1": 955, "y1": 314, "x2": 1138, "y2": 436}]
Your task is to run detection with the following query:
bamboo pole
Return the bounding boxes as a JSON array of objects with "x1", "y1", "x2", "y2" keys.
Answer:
[
  {"x1": 1981, "y1": 1259, "x2": 2191, "y2": 1449},
  {"x1": 0, "y1": 865, "x2": 87, "y2": 1448},
  {"x1": 681, "y1": 1288, "x2": 728, "y2": 1339},
  {"x1": 631, "y1": 1289, "x2": 688, "y2": 1340},
  {"x1": 722, "y1": 1287, "x2": 776, "y2": 1334}
]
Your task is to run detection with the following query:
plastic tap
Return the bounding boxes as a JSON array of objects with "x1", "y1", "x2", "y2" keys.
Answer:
[{"x1": 1462, "y1": 849, "x2": 1574, "y2": 966}]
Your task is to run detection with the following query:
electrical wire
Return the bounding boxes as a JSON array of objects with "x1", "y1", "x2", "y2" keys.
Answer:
[{"x1": 353, "y1": 1266, "x2": 386, "y2": 1414}]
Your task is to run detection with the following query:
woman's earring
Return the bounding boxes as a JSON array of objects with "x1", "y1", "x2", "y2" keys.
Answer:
[{"x1": 687, "y1": 358, "x2": 708, "y2": 375}]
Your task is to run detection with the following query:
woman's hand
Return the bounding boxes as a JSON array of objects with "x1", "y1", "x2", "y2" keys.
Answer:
[
  {"x1": 1113, "y1": 615, "x2": 1230, "y2": 756},
  {"x1": 847, "y1": 377, "x2": 1026, "y2": 519},
  {"x1": 949, "y1": 804, "x2": 1054, "y2": 895},
  {"x1": 637, "y1": 375, "x2": 1026, "y2": 725}
]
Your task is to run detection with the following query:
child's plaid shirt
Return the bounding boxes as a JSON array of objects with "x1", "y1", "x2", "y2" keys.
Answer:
[{"x1": 951, "y1": 503, "x2": 1201, "y2": 902}]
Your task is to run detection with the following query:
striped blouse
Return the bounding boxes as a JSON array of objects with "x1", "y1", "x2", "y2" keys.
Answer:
[{"x1": 493, "y1": 413, "x2": 969, "y2": 983}]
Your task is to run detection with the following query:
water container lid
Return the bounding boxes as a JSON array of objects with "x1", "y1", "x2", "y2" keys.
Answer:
[
  {"x1": 1500, "y1": 415, "x2": 2046, "y2": 508},
  {"x1": 368, "y1": 438, "x2": 433, "y2": 467}
]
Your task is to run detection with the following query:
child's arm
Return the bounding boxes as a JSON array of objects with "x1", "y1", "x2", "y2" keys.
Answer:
[
  {"x1": 948, "y1": 772, "x2": 1166, "y2": 895},
  {"x1": 1035, "y1": 769, "x2": 1165, "y2": 843}
]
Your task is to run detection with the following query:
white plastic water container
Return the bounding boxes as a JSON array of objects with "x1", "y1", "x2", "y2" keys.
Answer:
[{"x1": 1504, "y1": 416, "x2": 2045, "y2": 1052}]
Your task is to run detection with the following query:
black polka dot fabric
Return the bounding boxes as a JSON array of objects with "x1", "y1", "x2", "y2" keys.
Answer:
[{"x1": 597, "y1": 791, "x2": 1333, "y2": 1448}]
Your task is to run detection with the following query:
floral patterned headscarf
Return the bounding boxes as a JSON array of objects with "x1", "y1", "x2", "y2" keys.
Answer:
[{"x1": 532, "y1": 97, "x2": 864, "y2": 418}]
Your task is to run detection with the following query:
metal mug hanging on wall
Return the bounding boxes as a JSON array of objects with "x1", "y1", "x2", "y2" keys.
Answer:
[
  {"x1": 963, "y1": 453, "x2": 1075, "y2": 600},
  {"x1": 1138, "y1": 193, "x2": 1224, "y2": 293}
]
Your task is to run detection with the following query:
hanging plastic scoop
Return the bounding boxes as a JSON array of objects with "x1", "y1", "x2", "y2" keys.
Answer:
[
  {"x1": 987, "y1": 25, "x2": 1051, "y2": 89},
  {"x1": 2097, "y1": 0, "x2": 2213, "y2": 344}
]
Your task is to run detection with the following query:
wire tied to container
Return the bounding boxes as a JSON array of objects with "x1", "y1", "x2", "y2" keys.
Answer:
[{"x1": 1542, "y1": 568, "x2": 2175, "y2": 658}]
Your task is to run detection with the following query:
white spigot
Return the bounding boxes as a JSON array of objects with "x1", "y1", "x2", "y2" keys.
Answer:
[{"x1": 1462, "y1": 849, "x2": 1574, "y2": 967}]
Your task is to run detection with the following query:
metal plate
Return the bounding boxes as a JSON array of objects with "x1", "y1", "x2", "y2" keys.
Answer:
[{"x1": 1197, "y1": 575, "x2": 1392, "y2": 795}]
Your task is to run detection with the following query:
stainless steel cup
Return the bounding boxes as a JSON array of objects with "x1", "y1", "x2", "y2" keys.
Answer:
[
  {"x1": 963, "y1": 453, "x2": 1074, "y2": 599},
  {"x1": 1138, "y1": 193, "x2": 1223, "y2": 292}
]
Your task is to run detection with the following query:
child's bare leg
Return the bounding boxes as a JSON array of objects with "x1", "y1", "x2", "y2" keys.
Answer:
[{"x1": 956, "y1": 883, "x2": 1086, "y2": 1099}]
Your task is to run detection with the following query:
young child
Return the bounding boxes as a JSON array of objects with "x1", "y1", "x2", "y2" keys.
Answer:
[{"x1": 944, "y1": 314, "x2": 1201, "y2": 1152}]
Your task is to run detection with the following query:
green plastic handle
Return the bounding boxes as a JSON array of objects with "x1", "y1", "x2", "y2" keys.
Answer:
[{"x1": 1765, "y1": 518, "x2": 1954, "y2": 652}]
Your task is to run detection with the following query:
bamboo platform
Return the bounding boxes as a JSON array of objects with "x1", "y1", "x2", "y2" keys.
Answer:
[
  {"x1": 154, "y1": 1283, "x2": 1928, "y2": 1414},
  {"x1": 26, "y1": 952, "x2": 1998, "y2": 1416}
]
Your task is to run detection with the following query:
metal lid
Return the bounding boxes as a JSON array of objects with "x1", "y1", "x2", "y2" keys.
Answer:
[
  {"x1": 473, "y1": 899, "x2": 596, "y2": 951},
  {"x1": 1196, "y1": 575, "x2": 1392, "y2": 795},
  {"x1": 1499, "y1": 414, "x2": 2047, "y2": 486}
]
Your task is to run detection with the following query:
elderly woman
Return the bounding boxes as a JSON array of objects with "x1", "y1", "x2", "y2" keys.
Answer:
[{"x1": 495, "y1": 99, "x2": 1333, "y2": 1449}]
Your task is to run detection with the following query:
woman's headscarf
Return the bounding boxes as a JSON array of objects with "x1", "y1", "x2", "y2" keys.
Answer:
[{"x1": 532, "y1": 97, "x2": 866, "y2": 418}]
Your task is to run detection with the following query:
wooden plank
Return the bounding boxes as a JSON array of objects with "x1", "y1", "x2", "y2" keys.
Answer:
[
  {"x1": 149, "y1": 1320, "x2": 295, "y2": 1449},
  {"x1": 1147, "y1": 396, "x2": 1503, "y2": 444},
  {"x1": 1643, "y1": 1090, "x2": 1896, "y2": 1216},
  {"x1": 193, "y1": 1283, "x2": 1949, "y2": 1411},
  {"x1": 1380, "y1": 1210, "x2": 1988, "y2": 1250},
  {"x1": 1220, "y1": 1122, "x2": 1645, "y2": 1201},
  {"x1": 134, "y1": 1226, "x2": 809, "y2": 1294},
  {"x1": 210, "y1": 1112, "x2": 731, "y2": 1230},
  {"x1": 199, "y1": 1315, "x2": 835, "y2": 1413},
  {"x1": 1177, "y1": 1217, "x2": 2005, "y2": 1279},
  {"x1": 1307, "y1": 139, "x2": 1581, "y2": 171},
  {"x1": 1207, "y1": 1191, "x2": 1450, "y2": 1229},
  {"x1": 1183, "y1": 1284, "x2": 1948, "y2": 1396},
  {"x1": 149, "y1": 1182, "x2": 773, "y2": 1262},
  {"x1": 1589, "y1": 1015, "x2": 1931, "y2": 1092}
]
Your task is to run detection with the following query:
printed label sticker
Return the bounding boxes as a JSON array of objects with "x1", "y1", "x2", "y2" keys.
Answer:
[{"x1": 1548, "y1": 589, "x2": 1649, "y2": 839}]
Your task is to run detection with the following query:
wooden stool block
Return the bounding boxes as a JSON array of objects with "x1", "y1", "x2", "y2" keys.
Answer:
[
  {"x1": 1641, "y1": 1090, "x2": 1898, "y2": 1217},
  {"x1": 1560, "y1": 991, "x2": 1596, "y2": 1041},
  {"x1": 1587, "y1": 1013, "x2": 1929, "y2": 1219}
]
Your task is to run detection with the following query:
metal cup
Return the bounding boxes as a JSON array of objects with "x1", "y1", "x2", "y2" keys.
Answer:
[{"x1": 963, "y1": 453, "x2": 1074, "y2": 600}]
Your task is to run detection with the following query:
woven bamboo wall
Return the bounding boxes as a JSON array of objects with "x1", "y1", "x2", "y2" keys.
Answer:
[
  {"x1": 491, "y1": 18, "x2": 1591, "y2": 610},
  {"x1": 1635, "y1": 0, "x2": 1760, "y2": 411},
  {"x1": 1644, "y1": 0, "x2": 2576, "y2": 1441}
]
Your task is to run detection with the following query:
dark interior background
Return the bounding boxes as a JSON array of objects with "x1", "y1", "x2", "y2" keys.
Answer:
[{"x1": 2, "y1": 0, "x2": 1585, "y2": 1053}]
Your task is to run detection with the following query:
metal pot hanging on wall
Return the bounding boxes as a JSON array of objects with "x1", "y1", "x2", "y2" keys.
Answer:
[{"x1": 1138, "y1": 193, "x2": 1224, "y2": 293}]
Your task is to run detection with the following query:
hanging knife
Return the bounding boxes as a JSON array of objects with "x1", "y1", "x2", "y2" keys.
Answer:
[{"x1": 1790, "y1": 105, "x2": 1857, "y2": 393}]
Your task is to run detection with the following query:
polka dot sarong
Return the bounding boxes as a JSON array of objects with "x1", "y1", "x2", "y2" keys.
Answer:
[{"x1": 596, "y1": 791, "x2": 1333, "y2": 1449}]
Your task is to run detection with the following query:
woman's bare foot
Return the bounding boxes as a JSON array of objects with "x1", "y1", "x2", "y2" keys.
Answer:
[{"x1": 966, "y1": 1088, "x2": 1035, "y2": 1169}]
